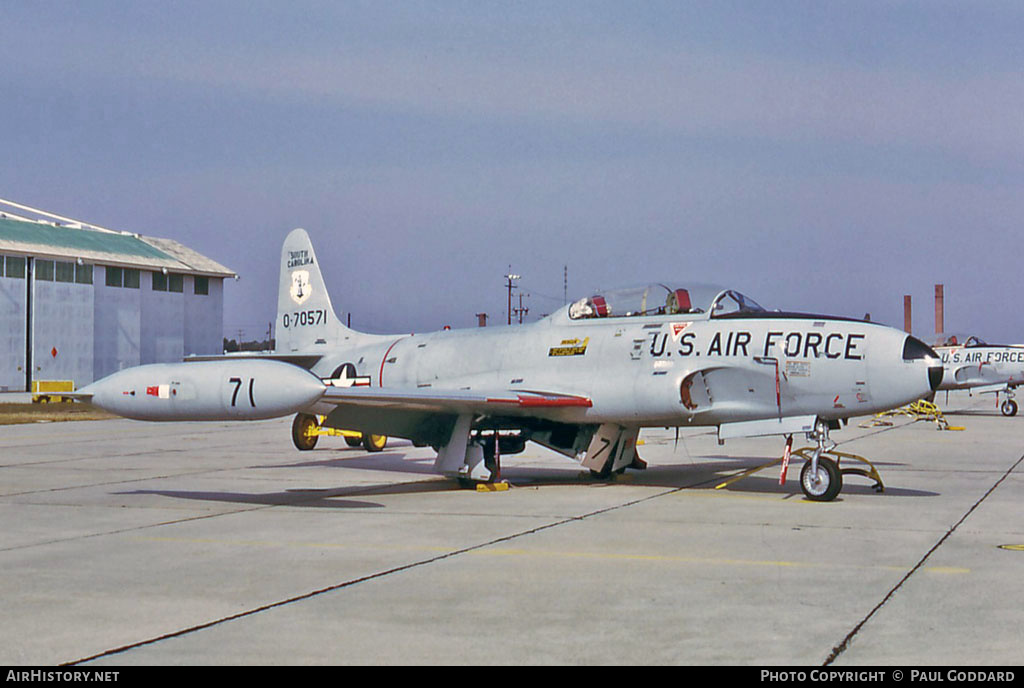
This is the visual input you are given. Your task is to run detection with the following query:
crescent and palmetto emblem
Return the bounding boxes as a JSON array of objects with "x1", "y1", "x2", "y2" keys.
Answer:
[{"x1": 290, "y1": 270, "x2": 311, "y2": 305}]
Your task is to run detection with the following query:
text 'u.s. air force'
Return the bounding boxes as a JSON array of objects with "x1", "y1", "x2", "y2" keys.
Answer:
[{"x1": 649, "y1": 330, "x2": 865, "y2": 360}]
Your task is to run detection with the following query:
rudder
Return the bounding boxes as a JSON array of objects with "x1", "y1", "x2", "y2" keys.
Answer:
[{"x1": 276, "y1": 228, "x2": 354, "y2": 352}]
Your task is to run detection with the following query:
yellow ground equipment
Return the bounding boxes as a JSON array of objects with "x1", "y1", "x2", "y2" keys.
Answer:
[
  {"x1": 291, "y1": 413, "x2": 387, "y2": 452},
  {"x1": 714, "y1": 443, "x2": 884, "y2": 501},
  {"x1": 31, "y1": 380, "x2": 75, "y2": 403},
  {"x1": 859, "y1": 399, "x2": 964, "y2": 431}
]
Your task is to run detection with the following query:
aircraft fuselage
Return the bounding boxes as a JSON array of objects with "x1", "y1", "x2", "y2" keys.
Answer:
[
  {"x1": 934, "y1": 344, "x2": 1024, "y2": 390},
  {"x1": 308, "y1": 309, "x2": 936, "y2": 430}
]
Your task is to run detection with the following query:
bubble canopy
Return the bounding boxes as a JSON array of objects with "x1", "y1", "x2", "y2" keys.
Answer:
[
  {"x1": 568, "y1": 283, "x2": 766, "y2": 320},
  {"x1": 933, "y1": 333, "x2": 988, "y2": 347}
]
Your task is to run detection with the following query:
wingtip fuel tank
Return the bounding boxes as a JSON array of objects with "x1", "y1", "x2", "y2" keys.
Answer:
[{"x1": 80, "y1": 359, "x2": 326, "y2": 421}]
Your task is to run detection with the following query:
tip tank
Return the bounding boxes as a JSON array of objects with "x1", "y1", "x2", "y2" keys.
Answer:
[{"x1": 80, "y1": 359, "x2": 326, "y2": 421}]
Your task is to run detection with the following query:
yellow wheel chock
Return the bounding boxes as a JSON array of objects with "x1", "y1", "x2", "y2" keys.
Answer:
[{"x1": 859, "y1": 399, "x2": 964, "y2": 431}]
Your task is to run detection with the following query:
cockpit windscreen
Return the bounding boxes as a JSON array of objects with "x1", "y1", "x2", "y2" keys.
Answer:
[{"x1": 568, "y1": 283, "x2": 765, "y2": 320}]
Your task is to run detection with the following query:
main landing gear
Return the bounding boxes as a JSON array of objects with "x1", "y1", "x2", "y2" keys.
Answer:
[
  {"x1": 290, "y1": 413, "x2": 388, "y2": 452},
  {"x1": 1000, "y1": 395, "x2": 1018, "y2": 417},
  {"x1": 455, "y1": 436, "x2": 503, "y2": 490},
  {"x1": 715, "y1": 420, "x2": 884, "y2": 502}
]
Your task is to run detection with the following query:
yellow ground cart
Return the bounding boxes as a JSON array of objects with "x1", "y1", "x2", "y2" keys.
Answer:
[{"x1": 291, "y1": 413, "x2": 387, "y2": 452}]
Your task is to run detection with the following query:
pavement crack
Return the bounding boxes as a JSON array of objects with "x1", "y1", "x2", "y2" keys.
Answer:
[
  {"x1": 63, "y1": 485, "x2": 686, "y2": 666},
  {"x1": 823, "y1": 452, "x2": 1024, "y2": 666}
]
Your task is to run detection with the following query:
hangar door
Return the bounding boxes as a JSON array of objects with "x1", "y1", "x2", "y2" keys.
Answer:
[{"x1": 0, "y1": 255, "x2": 27, "y2": 391}]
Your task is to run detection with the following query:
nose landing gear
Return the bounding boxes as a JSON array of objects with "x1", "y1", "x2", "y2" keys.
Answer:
[
  {"x1": 714, "y1": 419, "x2": 883, "y2": 501},
  {"x1": 793, "y1": 420, "x2": 884, "y2": 501}
]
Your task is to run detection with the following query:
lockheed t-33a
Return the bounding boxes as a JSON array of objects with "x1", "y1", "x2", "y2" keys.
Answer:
[
  {"x1": 78, "y1": 229, "x2": 944, "y2": 502},
  {"x1": 932, "y1": 333, "x2": 1024, "y2": 416}
]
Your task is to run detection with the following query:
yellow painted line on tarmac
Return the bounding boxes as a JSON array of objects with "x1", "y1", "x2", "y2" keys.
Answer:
[
  {"x1": 138, "y1": 535, "x2": 404, "y2": 551},
  {"x1": 477, "y1": 547, "x2": 813, "y2": 569},
  {"x1": 922, "y1": 566, "x2": 972, "y2": 574},
  {"x1": 134, "y1": 535, "x2": 969, "y2": 574},
  {"x1": 673, "y1": 489, "x2": 817, "y2": 504},
  {"x1": 470, "y1": 547, "x2": 969, "y2": 574}
]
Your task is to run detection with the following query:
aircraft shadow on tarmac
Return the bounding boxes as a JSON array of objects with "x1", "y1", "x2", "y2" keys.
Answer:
[
  {"x1": 202, "y1": 442, "x2": 938, "y2": 503},
  {"x1": 944, "y1": 408, "x2": 1015, "y2": 417},
  {"x1": 116, "y1": 453, "x2": 938, "y2": 510},
  {"x1": 115, "y1": 487, "x2": 388, "y2": 510},
  {"x1": 266, "y1": 446, "x2": 441, "y2": 476},
  {"x1": 540, "y1": 459, "x2": 937, "y2": 499}
]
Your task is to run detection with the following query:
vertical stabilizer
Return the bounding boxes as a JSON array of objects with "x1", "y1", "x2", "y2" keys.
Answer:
[{"x1": 276, "y1": 228, "x2": 356, "y2": 352}]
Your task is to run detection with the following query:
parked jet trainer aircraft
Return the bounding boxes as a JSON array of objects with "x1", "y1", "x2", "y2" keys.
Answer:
[
  {"x1": 78, "y1": 229, "x2": 943, "y2": 501},
  {"x1": 932, "y1": 334, "x2": 1024, "y2": 416}
]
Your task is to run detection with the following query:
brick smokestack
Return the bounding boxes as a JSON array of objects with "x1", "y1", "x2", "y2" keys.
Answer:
[
  {"x1": 935, "y1": 284, "x2": 944, "y2": 335},
  {"x1": 904, "y1": 295, "x2": 912, "y2": 333}
]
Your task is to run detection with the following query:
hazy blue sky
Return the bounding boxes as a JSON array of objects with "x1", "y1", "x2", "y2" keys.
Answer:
[{"x1": 2, "y1": 1, "x2": 1023, "y2": 342}]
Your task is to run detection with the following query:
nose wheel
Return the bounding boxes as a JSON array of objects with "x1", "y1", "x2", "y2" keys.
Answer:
[{"x1": 799, "y1": 455, "x2": 842, "y2": 502}]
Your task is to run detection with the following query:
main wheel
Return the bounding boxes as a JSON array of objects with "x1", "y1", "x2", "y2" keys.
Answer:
[
  {"x1": 800, "y1": 456, "x2": 842, "y2": 502},
  {"x1": 363, "y1": 434, "x2": 387, "y2": 452},
  {"x1": 291, "y1": 414, "x2": 320, "y2": 451},
  {"x1": 1001, "y1": 399, "x2": 1018, "y2": 417},
  {"x1": 344, "y1": 434, "x2": 363, "y2": 448}
]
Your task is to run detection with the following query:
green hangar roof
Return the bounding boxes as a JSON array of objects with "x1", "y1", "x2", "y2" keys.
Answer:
[{"x1": 0, "y1": 217, "x2": 235, "y2": 277}]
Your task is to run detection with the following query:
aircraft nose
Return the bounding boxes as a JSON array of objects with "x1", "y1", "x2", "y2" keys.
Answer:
[{"x1": 902, "y1": 335, "x2": 944, "y2": 391}]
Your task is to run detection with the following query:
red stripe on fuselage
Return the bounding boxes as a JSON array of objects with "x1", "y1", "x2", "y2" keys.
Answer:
[{"x1": 378, "y1": 338, "x2": 406, "y2": 387}]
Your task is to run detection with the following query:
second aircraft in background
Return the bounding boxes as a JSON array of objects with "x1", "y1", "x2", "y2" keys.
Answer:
[{"x1": 932, "y1": 334, "x2": 1024, "y2": 416}]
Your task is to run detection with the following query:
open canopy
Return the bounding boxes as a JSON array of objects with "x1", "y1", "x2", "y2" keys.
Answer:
[
  {"x1": 933, "y1": 333, "x2": 987, "y2": 347},
  {"x1": 568, "y1": 283, "x2": 765, "y2": 320}
]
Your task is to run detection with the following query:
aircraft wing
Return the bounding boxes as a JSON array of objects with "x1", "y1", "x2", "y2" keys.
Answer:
[{"x1": 315, "y1": 386, "x2": 592, "y2": 446}]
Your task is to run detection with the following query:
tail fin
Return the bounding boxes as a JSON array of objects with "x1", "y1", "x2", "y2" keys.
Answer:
[{"x1": 276, "y1": 228, "x2": 357, "y2": 353}]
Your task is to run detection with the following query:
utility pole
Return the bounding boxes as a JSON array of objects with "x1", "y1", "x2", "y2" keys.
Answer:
[
  {"x1": 514, "y1": 292, "x2": 530, "y2": 324},
  {"x1": 504, "y1": 268, "x2": 520, "y2": 325}
]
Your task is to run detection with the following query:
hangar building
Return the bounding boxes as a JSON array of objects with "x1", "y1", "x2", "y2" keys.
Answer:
[{"x1": 0, "y1": 200, "x2": 235, "y2": 392}]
